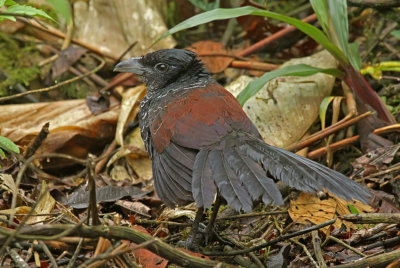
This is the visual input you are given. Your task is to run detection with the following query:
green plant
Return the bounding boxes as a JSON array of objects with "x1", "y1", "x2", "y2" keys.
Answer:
[
  {"x1": 155, "y1": 0, "x2": 395, "y2": 124},
  {"x1": 0, "y1": 136, "x2": 19, "y2": 161},
  {"x1": 0, "y1": 0, "x2": 55, "y2": 22}
]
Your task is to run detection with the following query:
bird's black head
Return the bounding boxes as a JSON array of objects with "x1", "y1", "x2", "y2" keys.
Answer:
[{"x1": 114, "y1": 49, "x2": 210, "y2": 92}]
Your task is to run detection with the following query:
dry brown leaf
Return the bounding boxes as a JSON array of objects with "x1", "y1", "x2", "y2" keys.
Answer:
[
  {"x1": 26, "y1": 181, "x2": 56, "y2": 224},
  {"x1": 115, "y1": 200, "x2": 151, "y2": 217},
  {"x1": 187, "y1": 41, "x2": 233, "y2": 73},
  {"x1": 289, "y1": 192, "x2": 337, "y2": 228},
  {"x1": 131, "y1": 225, "x2": 168, "y2": 268},
  {"x1": 127, "y1": 157, "x2": 153, "y2": 181},
  {"x1": 116, "y1": 85, "x2": 146, "y2": 146},
  {"x1": 73, "y1": 0, "x2": 176, "y2": 58},
  {"x1": 0, "y1": 206, "x2": 30, "y2": 226},
  {"x1": 110, "y1": 165, "x2": 132, "y2": 182},
  {"x1": 289, "y1": 192, "x2": 374, "y2": 232},
  {"x1": 0, "y1": 98, "x2": 120, "y2": 162}
]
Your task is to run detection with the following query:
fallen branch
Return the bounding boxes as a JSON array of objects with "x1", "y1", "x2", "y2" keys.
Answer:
[{"x1": 0, "y1": 224, "x2": 237, "y2": 268}]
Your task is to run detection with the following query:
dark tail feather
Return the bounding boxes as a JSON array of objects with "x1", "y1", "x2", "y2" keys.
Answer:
[
  {"x1": 224, "y1": 147, "x2": 283, "y2": 206},
  {"x1": 209, "y1": 150, "x2": 253, "y2": 212},
  {"x1": 192, "y1": 150, "x2": 216, "y2": 209},
  {"x1": 243, "y1": 139, "x2": 372, "y2": 204}
]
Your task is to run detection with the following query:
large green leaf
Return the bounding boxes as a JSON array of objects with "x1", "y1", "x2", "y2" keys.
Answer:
[
  {"x1": 327, "y1": 0, "x2": 348, "y2": 53},
  {"x1": 309, "y1": 0, "x2": 329, "y2": 35},
  {"x1": 236, "y1": 64, "x2": 343, "y2": 106},
  {"x1": 155, "y1": 6, "x2": 348, "y2": 63},
  {"x1": 7, "y1": 4, "x2": 55, "y2": 22}
]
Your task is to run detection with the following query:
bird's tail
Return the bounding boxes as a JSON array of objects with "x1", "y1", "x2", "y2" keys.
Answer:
[
  {"x1": 241, "y1": 138, "x2": 372, "y2": 204},
  {"x1": 192, "y1": 136, "x2": 371, "y2": 212}
]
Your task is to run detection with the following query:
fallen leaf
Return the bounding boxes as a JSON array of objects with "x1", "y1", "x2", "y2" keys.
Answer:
[
  {"x1": 0, "y1": 206, "x2": 30, "y2": 226},
  {"x1": 116, "y1": 85, "x2": 146, "y2": 146},
  {"x1": 127, "y1": 157, "x2": 153, "y2": 181},
  {"x1": 116, "y1": 200, "x2": 151, "y2": 217},
  {"x1": 27, "y1": 181, "x2": 56, "y2": 224},
  {"x1": 289, "y1": 192, "x2": 337, "y2": 228},
  {"x1": 187, "y1": 41, "x2": 233, "y2": 73},
  {"x1": 131, "y1": 225, "x2": 168, "y2": 268},
  {"x1": 0, "y1": 98, "x2": 120, "y2": 168},
  {"x1": 65, "y1": 185, "x2": 150, "y2": 209},
  {"x1": 289, "y1": 192, "x2": 374, "y2": 232}
]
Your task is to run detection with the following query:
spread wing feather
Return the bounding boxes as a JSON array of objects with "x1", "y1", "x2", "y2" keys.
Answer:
[{"x1": 209, "y1": 150, "x2": 253, "y2": 212}]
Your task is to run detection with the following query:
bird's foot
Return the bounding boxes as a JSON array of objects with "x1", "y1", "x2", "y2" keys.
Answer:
[{"x1": 177, "y1": 222, "x2": 207, "y2": 251}]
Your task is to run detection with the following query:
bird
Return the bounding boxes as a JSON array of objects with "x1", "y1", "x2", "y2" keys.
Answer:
[{"x1": 114, "y1": 49, "x2": 371, "y2": 247}]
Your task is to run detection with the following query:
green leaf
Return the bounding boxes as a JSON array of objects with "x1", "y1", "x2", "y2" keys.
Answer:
[
  {"x1": 319, "y1": 96, "x2": 335, "y2": 130},
  {"x1": 391, "y1": 29, "x2": 400, "y2": 39},
  {"x1": 348, "y1": 42, "x2": 362, "y2": 70},
  {"x1": 0, "y1": 136, "x2": 20, "y2": 154},
  {"x1": 155, "y1": 6, "x2": 347, "y2": 63},
  {"x1": 327, "y1": 0, "x2": 348, "y2": 53},
  {"x1": 0, "y1": 15, "x2": 16, "y2": 22},
  {"x1": 7, "y1": 4, "x2": 55, "y2": 22},
  {"x1": 5, "y1": 0, "x2": 17, "y2": 5},
  {"x1": 310, "y1": 0, "x2": 329, "y2": 34},
  {"x1": 348, "y1": 204, "x2": 360, "y2": 214},
  {"x1": 45, "y1": 0, "x2": 70, "y2": 22},
  {"x1": 0, "y1": 0, "x2": 5, "y2": 6},
  {"x1": 237, "y1": 64, "x2": 343, "y2": 106},
  {"x1": 0, "y1": 148, "x2": 5, "y2": 159}
]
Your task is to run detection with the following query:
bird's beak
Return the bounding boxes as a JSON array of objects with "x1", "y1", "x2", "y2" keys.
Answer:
[{"x1": 113, "y1": 57, "x2": 145, "y2": 75}]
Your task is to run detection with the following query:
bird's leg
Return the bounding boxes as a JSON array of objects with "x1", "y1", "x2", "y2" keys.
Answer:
[
  {"x1": 204, "y1": 193, "x2": 222, "y2": 245},
  {"x1": 185, "y1": 207, "x2": 204, "y2": 250}
]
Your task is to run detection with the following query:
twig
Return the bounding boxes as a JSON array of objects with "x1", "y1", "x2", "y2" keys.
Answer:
[
  {"x1": 10, "y1": 224, "x2": 238, "y2": 268},
  {"x1": 364, "y1": 235, "x2": 400, "y2": 251},
  {"x1": 236, "y1": 13, "x2": 317, "y2": 57},
  {"x1": 230, "y1": 60, "x2": 278, "y2": 71},
  {"x1": 6, "y1": 247, "x2": 30, "y2": 268},
  {"x1": 285, "y1": 112, "x2": 373, "y2": 152},
  {"x1": 0, "y1": 54, "x2": 105, "y2": 102},
  {"x1": 23, "y1": 122, "x2": 50, "y2": 159},
  {"x1": 0, "y1": 218, "x2": 87, "y2": 241},
  {"x1": 67, "y1": 237, "x2": 84, "y2": 268},
  {"x1": 39, "y1": 240, "x2": 59, "y2": 268},
  {"x1": 87, "y1": 154, "x2": 100, "y2": 225},
  {"x1": 202, "y1": 218, "x2": 337, "y2": 256},
  {"x1": 114, "y1": 41, "x2": 138, "y2": 66},
  {"x1": 216, "y1": 210, "x2": 288, "y2": 221},
  {"x1": 333, "y1": 249, "x2": 400, "y2": 268},
  {"x1": 327, "y1": 236, "x2": 366, "y2": 257},
  {"x1": 136, "y1": 219, "x2": 191, "y2": 227},
  {"x1": 341, "y1": 213, "x2": 400, "y2": 224},
  {"x1": 19, "y1": 18, "x2": 118, "y2": 60},
  {"x1": 312, "y1": 231, "x2": 327, "y2": 268},
  {"x1": 308, "y1": 124, "x2": 400, "y2": 159},
  {"x1": 292, "y1": 239, "x2": 319, "y2": 268}
]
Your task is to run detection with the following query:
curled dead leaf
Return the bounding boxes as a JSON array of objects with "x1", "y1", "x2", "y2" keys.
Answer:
[{"x1": 187, "y1": 40, "x2": 233, "y2": 73}]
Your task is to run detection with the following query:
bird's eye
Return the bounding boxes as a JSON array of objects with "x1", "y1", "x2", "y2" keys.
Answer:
[{"x1": 155, "y1": 63, "x2": 169, "y2": 73}]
